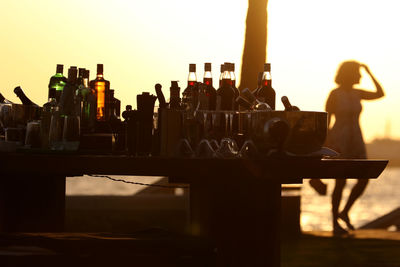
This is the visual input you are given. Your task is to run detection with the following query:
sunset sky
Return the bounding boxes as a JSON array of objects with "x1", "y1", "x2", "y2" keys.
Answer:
[{"x1": 1, "y1": 0, "x2": 399, "y2": 142}]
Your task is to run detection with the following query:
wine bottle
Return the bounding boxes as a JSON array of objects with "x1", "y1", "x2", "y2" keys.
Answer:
[
  {"x1": 255, "y1": 63, "x2": 276, "y2": 110},
  {"x1": 219, "y1": 64, "x2": 225, "y2": 88},
  {"x1": 14, "y1": 86, "x2": 38, "y2": 106},
  {"x1": 216, "y1": 65, "x2": 236, "y2": 111},
  {"x1": 59, "y1": 67, "x2": 78, "y2": 116},
  {"x1": 90, "y1": 64, "x2": 110, "y2": 121},
  {"x1": 49, "y1": 64, "x2": 67, "y2": 103},
  {"x1": 182, "y1": 64, "x2": 198, "y2": 111},
  {"x1": 169, "y1": 81, "x2": 181, "y2": 110},
  {"x1": 203, "y1": 62, "x2": 217, "y2": 110},
  {"x1": 281, "y1": 96, "x2": 300, "y2": 111}
]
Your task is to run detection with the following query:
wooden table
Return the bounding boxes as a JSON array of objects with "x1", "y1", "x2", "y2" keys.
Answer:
[{"x1": 0, "y1": 153, "x2": 388, "y2": 266}]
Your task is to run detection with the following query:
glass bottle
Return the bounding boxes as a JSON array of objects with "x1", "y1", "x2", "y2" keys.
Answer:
[
  {"x1": 169, "y1": 81, "x2": 181, "y2": 110},
  {"x1": 13, "y1": 86, "x2": 38, "y2": 106},
  {"x1": 182, "y1": 63, "x2": 198, "y2": 112},
  {"x1": 203, "y1": 62, "x2": 217, "y2": 110},
  {"x1": 90, "y1": 64, "x2": 110, "y2": 121},
  {"x1": 216, "y1": 66, "x2": 235, "y2": 111},
  {"x1": 255, "y1": 63, "x2": 275, "y2": 110},
  {"x1": 49, "y1": 64, "x2": 67, "y2": 103}
]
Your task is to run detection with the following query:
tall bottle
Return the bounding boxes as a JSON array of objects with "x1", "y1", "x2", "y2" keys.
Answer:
[
  {"x1": 182, "y1": 64, "x2": 198, "y2": 112},
  {"x1": 49, "y1": 64, "x2": 67, "y2": 103},
  {"x1": 169, "y1": 81, "x2": 181, "y2": 110},
  {"x1": 226, "y1": 62, "x2": 240, "y2": 108},
  {"x1": 59, "y1": 67, "x2": 78, "y2": 116},
  {"x1": 76, "y1": 70, "x2": 96, "y2": 130},
  {"x1": 77, "y1": 68, "x2": 86, "y2": 87},
  {"x1": 203, "y1": 63, "x2": 217, "y2": 110},
  {"x1": 90, "y1": 64, "x2": 110, "y2": 121},
  {"x1": 255, "y1": 63, "x2": 275, "y2": 110},
  {"x1": 14, "y1": 86, "x2": 38, "y2": 106},
  {"x1": 219, "y1": 64, "x2": 225, "y2": 88},
  {"x1": 216, "y1": 65, "x2": 236, "y2": 111}
]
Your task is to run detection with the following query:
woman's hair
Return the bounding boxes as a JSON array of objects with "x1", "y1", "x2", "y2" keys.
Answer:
[{"x1": 335, "y1": 60, "x2": 361, "y2": 85}]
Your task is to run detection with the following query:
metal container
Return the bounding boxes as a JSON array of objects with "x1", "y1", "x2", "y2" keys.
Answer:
[{"x1": 249, "y1": 111, "x2": 328, "y2": 155}]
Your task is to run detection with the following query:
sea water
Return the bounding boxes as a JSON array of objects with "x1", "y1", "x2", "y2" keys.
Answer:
[{"x1": 66, "y1": 167, "x2": 400, "y2": 231}]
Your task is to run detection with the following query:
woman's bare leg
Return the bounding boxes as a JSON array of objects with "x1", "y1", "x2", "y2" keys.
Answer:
[
  {"x1": 332, "y1": 179, "x2": 347, "y2": 234},
  {"x1": 339, "y1": 179, "x2": 369, "y2": 230}
]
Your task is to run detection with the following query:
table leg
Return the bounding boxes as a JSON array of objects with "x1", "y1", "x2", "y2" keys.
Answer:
[
  {"x1": 190, "y1": 177, "x2": 281, "y2": 267},
  {"x1": 0, "y1": 174, "x2": 65, "y2": 232}
]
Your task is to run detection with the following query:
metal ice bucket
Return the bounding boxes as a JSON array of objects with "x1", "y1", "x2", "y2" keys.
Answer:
[
  {"x1": 0, "y1": 103, "x2": 42, "y2": 128},
  {"x1": 249, "y1": 111, "x2": 328, "y2": 155}
]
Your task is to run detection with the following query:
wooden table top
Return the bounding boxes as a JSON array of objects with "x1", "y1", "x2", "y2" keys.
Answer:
[{"x1": 0, "y1": 152, "x2": 388, "y2": 183}]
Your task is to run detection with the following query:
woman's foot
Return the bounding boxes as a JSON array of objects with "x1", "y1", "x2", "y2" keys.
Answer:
[
  {"x1": 338, "y1": 211, "x2": 355, "y2": 230},
  {"x1": 333, "y1": 222, "x2": 348, "y2": 236},
  {"x1": 309, "y1": 179, "x2": 327, "y2": 195}
]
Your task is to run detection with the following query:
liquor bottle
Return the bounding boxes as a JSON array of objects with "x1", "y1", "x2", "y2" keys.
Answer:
[
  {"x1": 219, "y1": 64, "x2": 225, "y2": 88},
  {"x1": 59, "y1": 67, "x2": 78, "y2": 116},
  {"x1": 203, "y1": 62, "x2": 217, "y2": 110},
  {"x1": 169, "y1": 81, "x2": 181, "y2": 109},
  {"x1": 216, "y1": 65, "x2": 236, "y2": 111},
  {"x1": 226, "y1": 62, "x2": 240, "y2": 108},
  {"x1": 90, "y1": 64, "x2": 110, "y2": 121},
  {"x1": 48, "y1": 64, "x2": 67, "y2": 103},
  {"x1": 254, "y1": 72, "x2": 263, "y2": 93},
  {"x1": 76, "y1": 70, "x2": 95, "y2": 130},
  {"x1": 77, "y1": 68, "x2": 86, "y2": 87},
  {"x1": 13, "y1": 86, "x2": 38, "y2": 106},
  {"x1": 255, "y1": 63, "x2": 275, "y2": 110},
  {"x1": 281, "y1": 96, "x2": 300, "y2": 111},
  {"x1": 182, "y1": 64, "x2": 198, "y2": 111},
  {"x1": 109, "y1": 89, "x2": 121, "y2": 120}
]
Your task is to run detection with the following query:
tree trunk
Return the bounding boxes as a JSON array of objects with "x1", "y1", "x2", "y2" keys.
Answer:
[{"x1": 239, "y1": 0, "x2": 268, "y2": 92}]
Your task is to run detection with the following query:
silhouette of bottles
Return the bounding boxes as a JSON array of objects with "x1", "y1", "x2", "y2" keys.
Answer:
[
  {"x1": 90, "y1": 64, "x2": 110, "y2": 121},
  {"x1": 255, "y1": 63, "x2": 275, "y2": 110},
  {"x1": 59, "y1": 67, "x2": 78, "y2": 116},
  {"x1": 13, "y1": 86, "x2": 38, "y2": 106},
  {"x1": 49, "y1": 64, "x2": 67, "y2": 103},
  {"x1": 202, "y1": 63, "x2": 216, "y2": 110},
  {"x1": 182, "y1": 64, "x2": 198, "y2": 112}
]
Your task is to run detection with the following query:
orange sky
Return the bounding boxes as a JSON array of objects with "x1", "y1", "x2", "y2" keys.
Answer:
[{"x1": 0, "y1": 0, "x2": 399, "y2": 142}]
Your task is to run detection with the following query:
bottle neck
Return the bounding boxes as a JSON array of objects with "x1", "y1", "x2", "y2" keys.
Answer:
[
  {"x1": 97, "y1": 73, "x2": 104, "y2": 79},
  {"x1": 262, "y1": 71, "x2": 272, "y2": 87},
  {"x1": 83, "y1": 78, "x2": 89, "y2": 88},
  {"x1": 188, "y1": 72, "x2": 197, "y2": 85}
]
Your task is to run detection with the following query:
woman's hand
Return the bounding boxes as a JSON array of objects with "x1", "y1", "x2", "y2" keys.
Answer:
[{"x1": 360, "y1": 64, "x2": 372, "y2": 75}]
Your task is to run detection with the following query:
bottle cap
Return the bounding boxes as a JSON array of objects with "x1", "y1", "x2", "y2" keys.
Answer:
[
  {"x1": 264, "y1": 63, "x2": 271, "y2": 72},
  {"x1": 204, "y1": 63, "x2": 211, "y2": 71},
  {"x1": 220, "y1": 64, "x2": 225, "y2": 72},
  {"x1": 68, "y1": 67, "x2": 78, "y2": 82},
  {"x1": 56, "y1": 64, "x2": 64, "y2": 74},
  {"x1": 189, "y1": 64, "x2": 196, "y2": 72},
  {"x1": 171, "y1": 81, "x2": 180, "y2": 89},
  {"x1": 83, "y1": 70, "x2": 90, "y2": 79},
  {"x1": 78, "y1": 68, "x2": 85, "y2": 77},
  {"x1": 97, "y1": 64, "x2": 104, "y2": 74},
  {"x1": 224, "y1": 62, "x2": 231, "y2": 71}
]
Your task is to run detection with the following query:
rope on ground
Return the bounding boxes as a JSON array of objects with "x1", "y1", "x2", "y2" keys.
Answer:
[{"x1": 87, "y1": 174, "x2": 189, "y2": 189}]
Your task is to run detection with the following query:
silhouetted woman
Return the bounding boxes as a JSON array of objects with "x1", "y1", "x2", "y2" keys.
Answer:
[{"x1": 311, "y1": 61, "x2": 384, "y2": 235}]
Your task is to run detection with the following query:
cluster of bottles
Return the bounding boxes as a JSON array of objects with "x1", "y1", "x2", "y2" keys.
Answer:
[
  {"x1": 161, "y1": 62, "x2": 277, "y2": 114},
  {"x1": 44, "y1": 64, "x2": 121, "y2": 132}
]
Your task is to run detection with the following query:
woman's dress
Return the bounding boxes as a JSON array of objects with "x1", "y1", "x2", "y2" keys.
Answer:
[{"x1": 325, "y1": 88, "x2": 367, "y2": 159}]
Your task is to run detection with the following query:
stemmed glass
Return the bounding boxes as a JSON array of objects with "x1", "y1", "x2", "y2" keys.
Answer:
[
  {"x1": 238, "y1": 111, "x2": 259, "y2": 158},
  {"x1": 174, "y1": 110, "x2": 194, "y2": 158},
  {"x1": 216, "y1": 110, "x2": 239, "y2": 158},
  {"x1": 195, "y1": 110, "x2": 217, "y2": 158}
]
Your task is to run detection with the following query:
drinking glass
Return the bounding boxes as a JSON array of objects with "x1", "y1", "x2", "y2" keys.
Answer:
[{"x1": 62, "y1": 115, "x2": 80, "y2": 151}]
